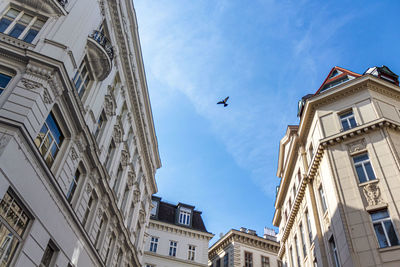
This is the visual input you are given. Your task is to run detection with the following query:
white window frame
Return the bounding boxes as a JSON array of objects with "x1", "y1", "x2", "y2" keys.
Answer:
[
  {"x1": 178, "y1": 207, "x2": 191, "y2": 225},
  {"x1": 371, "y1": 209, "x2": 400, "y2": 248},
  {"x1": 319, "y1": 186, "x2": 327, "y2": 213},
  {"x1": 169, "y1": 241, "x2": 177, "y2": 257},
  {"x1": 0, "y1": 7, "x2": 46, "y2": 43},
  {"x1": 339, "y1": 111, "x2": 357, "y2": 131},
  {"x1": 188, "y1": 245, "x2": 195, "y2": 261},
  {"x1": 149, "y1": 236, "x2": 158, "y2": 253},
  {"x1": 329, "y1": 236, "x2": 340, "y2": 267},
  {"x1": 73, "y1": 58, "x2": 91, "y2": 98},
  {"x1": 0, "y1": 69, "x2": 13, "y2": 94},
  {"x1": 352, "y1": 153, "x2": 376, "y2": 183}
]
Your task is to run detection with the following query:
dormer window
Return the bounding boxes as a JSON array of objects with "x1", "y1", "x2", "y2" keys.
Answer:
[
  {"x1": 150, "y1": 200, "x2": 158, "y2": 217},
  {"x1": 178, "y1": 207, "x2": 191, "y2": 225}
]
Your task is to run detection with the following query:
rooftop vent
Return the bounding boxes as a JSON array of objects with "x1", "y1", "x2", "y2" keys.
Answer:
[
  {"x1": 264, "y1": 227, "x2": 278, "y2": 241},
  {"x1": 240, "y1": 227, "x2": 247, "y2": 232}
]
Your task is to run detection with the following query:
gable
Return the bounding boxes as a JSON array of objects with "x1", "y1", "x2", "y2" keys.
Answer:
[{"x1": 315, "y1": 66, "x2": 362, "y2": 95}]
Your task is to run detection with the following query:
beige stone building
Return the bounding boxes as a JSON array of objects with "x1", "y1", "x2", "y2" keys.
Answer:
[
  {"x1": 143, "y1": 196, "x2": 214, "y2": 267},
  {"x1": 208, "y1": 228, "x2": 281, "y2": 267},
  {"x1": 0, "y1": 0, "x2": 160, "y2": 266},
  {"x1": 273, "y1": 66, "x2": 400, "y2": 267}
]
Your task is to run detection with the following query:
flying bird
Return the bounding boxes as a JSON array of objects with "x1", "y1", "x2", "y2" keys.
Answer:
[{"x1": 217, "y1": 96, "x2": 229, "y2": 107}]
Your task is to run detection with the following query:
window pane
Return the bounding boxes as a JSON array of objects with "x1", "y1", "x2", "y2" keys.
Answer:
[
  {"x1": 373, "y1": 223, "x2": 389, "y2": 248},
  {"x1": 33, "y1": 19, "x2": 45, "y2": 28},
  {"x1": 0, "y1": 73, "x2": 12, "y2": 89},
  {"x1": 0, "y1": 223, "x2": 20, "y2": 266},
  {"x1": 46, "y1": 114, "x2": 63, "y2": 145},
  {"x1": 353, "y1": 154, "x2": 368, "y2": 163},
  {"x1": 341, "y1": 120, "x2": 350, "y2": 131},
  {"x1": 371, "y1": 210, "x2": 389, "y2": 221},
  {"x1": 355, "y1": 165, "x2": 367, "y2": 183},
  {"x1": 9, "y1": 23, "x2": 25, "y2": 38},
  {"x1": 349, "y1": 117, "x2": 357, "y2": 128},
  {"x1": 23, "y1": 29, "x2": 38, "y2": 43},
  {"x1": 384, "y1": 220, "x2": 400, "y2": 246},
  {"x1": 0, "y1": 18, "x2": 12, "y2": 33},
  {"x1": 364, "y1": 162, "x2": 376, "y2": 181},
  {"x1": 19, "y1": 14, "x2": 33, "y2": 24},
  {"x1": 5, "y1": 9, "x2": 20, "y2": 19}
]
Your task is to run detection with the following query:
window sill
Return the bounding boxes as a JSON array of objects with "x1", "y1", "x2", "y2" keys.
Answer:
[
  {"x1": 358, "y1": 179, "x2": 379, "y2": 187},
  {"x1": 0, "y1": 33, "x2": 35, "y2": 49},
  {"x1": 378, "y1": 245, "x2": 400, "y2": 253}
]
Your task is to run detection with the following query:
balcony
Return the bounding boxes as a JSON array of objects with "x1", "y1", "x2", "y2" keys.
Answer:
[
  {"x1": 86, "y1": 30, "x2": 114, "y2": 81},
  {"x1": 17, "y1": 0, "x2": 68, "y2": 16}
]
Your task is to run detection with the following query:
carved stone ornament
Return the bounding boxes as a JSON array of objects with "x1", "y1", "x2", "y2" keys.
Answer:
[
  {"x1": 75, "y1": 138, "x2": 85, "y2": 153},
  {"x1": 21, "y1": 78, "x2": 42, "y2": 90},
  {"x1": 97, "y1": 208, "x2": 103, "y2": 218},
  {"x1": 42, "y1": 88, "x2": 52, "y2": 104},
  {"x1": 121, "y1": 150, "x2": 129, "y2": 166},
  {"x1": 70, "y1": 147, "x2": 78, "y2": 161},
  {"x1": 127, "y1": 172, "x2": 134, "y2": 187},
  {"x1": 139, "y1": 210, "x2": 145, "y2": 224},
  {"x1": 113, "y1": 125, "x2": 123, "y2": 143},
  {"x1": 363, "y1": 183, "x2": 384, "y2": 206},
  {"x1": 104, "y1": 94, "x2": 116, "y2": 116},
  {"x1": 102, "y1": 198, "x2": 110, "y2": 209},
  {"x1": 99, "y1": 0, "x2": 105, "y2": 16},
  {"x1": 86, "y1": 183, "x2": 92, "y2": 194},
  {"x1": 347, "y1": 139, "x2": 367, "y2": 154},
  {"x1": 133, "y1": 190, "x2": 140, "y2": 203}
]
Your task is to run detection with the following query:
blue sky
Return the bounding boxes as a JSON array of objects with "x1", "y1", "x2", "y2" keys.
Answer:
[{"x1": 134, "y1": 0, "x2": 400, "y2": 244}]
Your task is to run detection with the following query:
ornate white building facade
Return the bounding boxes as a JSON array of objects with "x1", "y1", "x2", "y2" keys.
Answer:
[
  {"x1": 273, "y1": 66, "x2": 400, "y2": 267},
  {"x1": 143, "y1": 197, "x2": 214, "y2": 267},
  {"x1": 0, "y1": 0, "x2": 160, "y2": 266},
  {"x1": 208, "y1": 228, "x2": 280, "y2": 267}
]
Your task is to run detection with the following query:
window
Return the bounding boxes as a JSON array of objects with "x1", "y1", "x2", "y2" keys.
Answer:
[
  {"x1": 339, "y1": 111, "x2": 357, "y2": 131},
  {"x1": 329, "y1": 236, "x2": 340, "y2": 267},
  {"x1": 261, "y1": 255, "x2": 270, "y2": 267},
  {"x1": 188, "y1": 245, "x2": 195, "y2": 261},
  {"x1": 150, "y1": 200, "x2": 158, "y2": 217},
  {"x1": 223, "y1": 253, "x2": 229, "y2": 267},
  {"x1": 73, "y1": 59, "x2": 91, "y2": 98},
  {"x1": 149, "y1": 237, "x2": 158, "y2": 252},
  {"x1": 127, "y1": 202, "x2": 135, "y2": 229},
  {"x1": 318, "y1": 186, "x2": 327, "y2": 213},
  {"x1": 0, "y1": 71, "x2": 12, "y2": 95},
  {"x1": 370, "y1": 209, "x2": 400, "y2": 248},
  {"x1": 66, "y1": 169, "x2": 80, "y2": 203},
  {"x1": 178, "y1": 207, "x2": 191, "y2": 225},
  {"x1": 277, "y1": 260, "x2": 283, "y2": 267},
  {"x1": 34, "y1": 112, "x2": 64, "y2": 167},
  {"x1": 308, "y1": 143, "x2": 314, "y2": 163},
  {"x1": 116, "y1": 248, "x2": 123, "y2": 266},
  {"x1": 289, "y1": 247, "x2": 294, "y2": 267},
  {"x1": 0, "y1": 8, "x2": 46, "y2": 43},
  {"x1": 95, "y1": 213, "x2": 106, "y2": 248},
  {"x1": 169, "y1": 241, "x2": 177, "y2": 257},
  {"x1": 295, "y1": 235, "x2": 301, "y2": 267},
  {"x1": 121, "y1": 184, "x2": 129, "y2": 211},
  {"x1": 352, "y1": 153, "x2": 376, "y2": 183},
  {"x1": 105, "y1": 234, "x2": 115, "y2": 264},
  {"x1": 94, "y1": 110, "x2": 107, "y2": 139},
  {"x1": 113, "y1": 164, "x2": 123, "y2": 195},
  {"x1": 300, "y1": 223, "x2": 307, "y2": 257},
  {"x1": 127, "y1": 128, "x2": 134, "y2": 150},
  {"x1": 105, "y1": 139, "x2": 116, "y2": 170},
  {"x1": 40, "y1": 240, "x2": 57, "y2": 267},
  {"x1": 82, "y1": 192, "x2": 95, "y2": 227},
  {"x1": 244, "y1": 251, "x2": 253, "y2": 267},
  {"x1": 0, "y1": 191, "x2": 30, "y2": 266},
  {"x1": 145, "y1": 265, "x2": 154, "y2": 267},
  {"x1": 305, "y1": 211, "x2": 313, "y2": 244}
]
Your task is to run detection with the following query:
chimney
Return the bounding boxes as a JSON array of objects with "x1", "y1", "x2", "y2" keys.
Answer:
[
  {"x1": 247, "y1": 229, "x2": 257, "y2": 236},
  {"x1": 240, "y1": 227, "x2": 247, "y2": 232}
]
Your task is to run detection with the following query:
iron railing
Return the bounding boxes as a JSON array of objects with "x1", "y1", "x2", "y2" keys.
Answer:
[
  {"x1": 57, "y1": 0, "x2": 68, "y2": 8},
  {"x1": 91, "y1": 30, "x2": 114, "y2": 60}
]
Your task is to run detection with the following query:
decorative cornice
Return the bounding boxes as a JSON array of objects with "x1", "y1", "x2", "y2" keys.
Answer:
[{"x1": 149, "y1": 219, "x2": 214, "y2": 240}]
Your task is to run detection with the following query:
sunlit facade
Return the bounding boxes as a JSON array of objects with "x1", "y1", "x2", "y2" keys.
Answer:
[
  {"x1": 273, "y1": 66, "x2": 400, "y2": 267},
  {"x1": 0, "y1": 0, "x2": 160, "y2": 266}
]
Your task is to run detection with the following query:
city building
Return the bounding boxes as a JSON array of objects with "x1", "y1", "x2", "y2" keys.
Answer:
[
  {"x1": 143, "y1": 196, "x2": 213, "y2": 267},
  {"x1": 273, "y1": 66, "x2": 400, "y2": 267},
  {"x1": 208, "y1": 227, "x2": 281, "y2": 267},
  {"x1": 0, "y1": 0, "x2": 161, "y2": 266}
]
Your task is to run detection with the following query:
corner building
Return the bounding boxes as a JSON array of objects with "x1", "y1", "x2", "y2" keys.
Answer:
[
  {"x1": 273, "y1": 66, "x2": 400, "y2": 267},
  {"x1": 143, "y1": 196, "x2": 214, "y2": 267},
  {"x1": 0, "y1": 0, "x2": 161, "y2": 266}
]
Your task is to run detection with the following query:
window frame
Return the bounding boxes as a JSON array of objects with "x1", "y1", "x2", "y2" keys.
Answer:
[
  {"x1": 339, "y1": 110, "x2": 357, "y2": 131},
  {"x1": 169, "y1": 240, "x2": 177, "y2": 257},
  {"x1": 188, "y1": 244, "x2": 195, "y2": 261},
  {"x1": 149, "y1": 236, "x2": 158, "y2": 253},
  {"x1": 0, "y1": 7, "x2": 46, "y2": 43},
  {"x1": 318, "y1": 186, "x2": 328, "y2": 214},
  {"x1": 0, "y1": 69, "x2": 14, "y2": 95},
  {"x1": 261, "y1": 255, "x2": 270, "y2": 267},
  {"x1": 329, "y1": 236, "x2": 340, "y2": 267},
  {"x1": 370, "y1": 209, "x2": 400, "y2": 248},
  {"x1": 73, "y1": 57, "x2": 92, "y2": 99},
  {"x1": 352, "y1": 153, "x2": 376, "y2": 183},
  {"x1": 178, "y1": 207, "x2": 191, "y2": 226},
  {"x1": 244, "y1": 251, "x2": 253, "y2": 267}
]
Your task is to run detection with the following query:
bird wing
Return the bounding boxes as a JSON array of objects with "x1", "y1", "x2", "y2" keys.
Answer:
[
  {"x1": 224, "y1": 96, "x2": 229, "y2": 102},
  {"x1": 217, "y1": 101, "x2": 224, "y2": 104}
]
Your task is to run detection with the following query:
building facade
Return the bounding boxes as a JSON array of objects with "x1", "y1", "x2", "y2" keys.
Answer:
[
  {"x1": 143, "y1": 196, "x2": 214, "y2": 267},
  {"x1": 0, "y1": 0, "x2": 161, "y2": 266},
  {"x1": 208, "y1": 228, "x2": 281, "y2": 267},
  {"x1": 273, "y1": 66, "x2": 400, "y2": 267}
]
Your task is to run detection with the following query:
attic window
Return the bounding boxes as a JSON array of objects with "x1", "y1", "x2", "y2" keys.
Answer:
[
  {"x1": 150, "y1": 200, "x2": 158, "y2": 216},
  {"x1": 330, "y1": 70, "x2": 339, "y2": 78},
  {"x1": 178, "y1": 207, "x2": 191, "y2": 225},
  {"x1": 321, "y1": 76, "x2": 349, "y2": 92}
]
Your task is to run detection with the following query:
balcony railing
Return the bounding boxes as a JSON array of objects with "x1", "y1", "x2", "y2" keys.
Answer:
[
  {"x1": 57, "y1": 0, "x2": 68, "y2": 8},
  {"x1": 90, "y1": 30, "x2": 114, "y2": 60}
]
